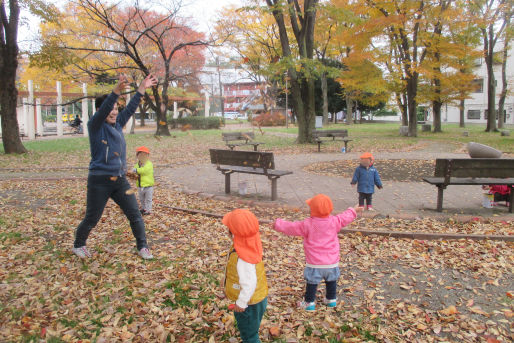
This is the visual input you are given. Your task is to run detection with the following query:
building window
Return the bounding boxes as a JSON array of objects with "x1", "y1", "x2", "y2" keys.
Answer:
[
  {"x1": 485, "y1": 109, "x2": 506, "y2": 121},
  {"x1": 467, "y1": 110, "x2": 481, "y2": 120},
  {"x1": 472, "y1": 79, "x2": 483, "y2": 93}
]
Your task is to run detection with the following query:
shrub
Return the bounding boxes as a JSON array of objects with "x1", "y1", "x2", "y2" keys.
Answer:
[
  {"x1": 252, "y1": 112, "x2": 285, "y2": 127},
  {"x1": 44, "y1": 115, "x2": 57, "y2": 123},
  {"x1": 372, "y1": 108, "x2": 397, "y2": 117},
  {"x1": 168, "y1": 116, "x2": 224, "y2": 130}
]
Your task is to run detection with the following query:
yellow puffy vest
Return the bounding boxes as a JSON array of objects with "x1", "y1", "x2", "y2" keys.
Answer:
[{"x1": 224, "y1": 249, "x2": 268, "y2": 305}]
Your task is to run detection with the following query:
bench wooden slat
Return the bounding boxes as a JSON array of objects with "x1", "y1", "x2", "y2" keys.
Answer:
[
  {"x1": 218, "y1": 165, "x2": 293, "y2": 177},
  {"x1": 434, "y1": 159, "x2": 514, "y2": 178},
  {"x1": 210, "y1": 149, "x2": 274, "y2": 169},
  {"x1": 423, "y1": 177, "x2": 514, "y2": 185},
  {"x1": 312, "y1": 129, "x2": 351, "y2": 152},
  {"x1": 209, "y1": 149, "x2": 292, "y2": 200},
  {"x1": 222, "y1": 131, "x2": 255, "y2": 141},
  {"x1": 425, "y1": 158, "x2": 514, "y2": 213}
]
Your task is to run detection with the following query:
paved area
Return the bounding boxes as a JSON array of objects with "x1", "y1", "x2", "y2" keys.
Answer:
[{"x1": 161, "y1": 147, "x2": 513, "y2": 218}]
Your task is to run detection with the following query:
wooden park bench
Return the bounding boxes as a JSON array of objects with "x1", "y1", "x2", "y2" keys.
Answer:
[
  {"x1": 423, "y1": 158, "x2": 514, "y2": 213},
  {"x1": 209, "y1": 149, "x2": 293, "y2": 201},
  {"x1": 312, "y1": 129, "x2": 352, "y2": 152},
  {"x1": 222, "y1": 132, "x2": 264, "y2": 151}
]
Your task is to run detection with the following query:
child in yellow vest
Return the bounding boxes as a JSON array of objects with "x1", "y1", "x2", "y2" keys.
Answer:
[
  {"x1": 133, "y1": 146, "x2": 154, "y2": 215},
  {"x1": 223, "y1": 209, "x2": 268, "y2": 343}
]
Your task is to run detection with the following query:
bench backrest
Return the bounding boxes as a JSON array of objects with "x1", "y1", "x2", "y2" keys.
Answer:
[
  {"x1": 210, "y1": 149, "x2": 275, "y2": 170},
  {"x1": 434, "y1": 159, "x2": 514, "y2": 180},
  {"x1": 222, "y1": 132, "x2": 255, "y2": 142},
  {"x1": 312, "y1": 129, "x2": 348, "y2": 138}
]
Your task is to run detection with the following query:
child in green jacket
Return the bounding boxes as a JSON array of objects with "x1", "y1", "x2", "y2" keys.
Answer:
[{"x1": 133, "y1": 146, "x2": 154, "y2": 215}]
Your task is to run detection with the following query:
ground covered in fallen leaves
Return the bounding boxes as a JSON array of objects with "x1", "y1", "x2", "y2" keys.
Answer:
[
  {"x1": 304, "y1": 160, "x2": 436, "y2": 182},
  {"x1": 0, "y1": 179, "x2": 513, "y2": 342}
]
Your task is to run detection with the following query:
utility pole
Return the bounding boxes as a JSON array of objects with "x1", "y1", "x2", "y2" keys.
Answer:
[
  {"x1": 216, "y1": 57, "x2": 224, "y2": 119},
  {"x1": 285, "y1": 72, "x2": 289, "y2": 129}
]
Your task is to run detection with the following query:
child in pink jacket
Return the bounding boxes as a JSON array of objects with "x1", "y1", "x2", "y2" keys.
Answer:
[{"x1": 272, "y1": 194, "x2": 362, "y2": 311}]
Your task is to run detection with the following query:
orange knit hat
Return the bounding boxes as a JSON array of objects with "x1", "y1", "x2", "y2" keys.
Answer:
[
  {"x1": 222, "y1": 209, "x2": 263, "y2": 264},
  {"x1": 306, "y1": 194, "x2": 333, "y2": 218},
  {"x1": 360, "y1": 152, "x2": 373, "y2": 160},
  {"x1": 136, "y1": 146, "x2": 150, "y2": 154}
]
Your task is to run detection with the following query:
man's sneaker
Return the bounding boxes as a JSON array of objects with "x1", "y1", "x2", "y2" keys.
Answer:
[
  {"x1": 367, "y1": 206, "x2": 375, "y2": 211},
  {"x1": 72, "y1": 246, "x2": 92, "y2": 259},
  {"x1": 298, "y1": 301, "x2": 316, "y2": 311},
  {"x1": 324, "y1": 298, "x2": 337, "y2": 308},
  {"x1": 138, "y1": 247, "x2": 153, "y2": 260}
]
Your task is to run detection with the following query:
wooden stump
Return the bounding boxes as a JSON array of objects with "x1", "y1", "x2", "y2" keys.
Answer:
[
  {"x1": 399, "y1": 126, "x2": 409, "y2": 136},
  {"x1": 421, "y1": 124, "x2": 431, "y2": 132}
]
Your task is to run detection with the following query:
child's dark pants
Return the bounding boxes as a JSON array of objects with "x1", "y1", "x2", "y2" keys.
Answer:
[
  {"x1": 358, "y1": 192, "x2": 373, "y2": 206},
  {"x1": 304, "y1": 267, "x2": 340, "y2": 302},
  {"x1": 234, "y1": 297, "x2": 267, "y2": 343}
]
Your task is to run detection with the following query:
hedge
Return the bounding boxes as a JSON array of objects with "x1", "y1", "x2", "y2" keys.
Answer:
[{"x1": 168, "y1": 116, "x2": 224, "y2": 129}]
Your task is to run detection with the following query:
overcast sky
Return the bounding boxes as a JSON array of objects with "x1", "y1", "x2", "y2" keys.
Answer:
[{"x1": 18, "y1": 0, "x2": 241, "y2": 51}]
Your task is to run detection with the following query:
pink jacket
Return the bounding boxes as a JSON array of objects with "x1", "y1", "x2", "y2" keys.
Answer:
[{"x1": 273, "y1": 208, "x2": 357, "y2": 266}]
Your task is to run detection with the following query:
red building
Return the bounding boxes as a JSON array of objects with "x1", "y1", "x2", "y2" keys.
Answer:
[{"x1": 223, "y1": 82, "x2": 264, "y2": 113}]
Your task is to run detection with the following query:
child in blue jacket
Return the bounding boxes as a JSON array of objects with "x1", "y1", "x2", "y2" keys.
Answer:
[{"x1": 351, "y1": 152, "x2": 382, "y2": 211}]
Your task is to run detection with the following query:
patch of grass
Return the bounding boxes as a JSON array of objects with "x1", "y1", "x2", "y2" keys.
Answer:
[
  {"x1": 21, "y1": 333, "x2": 41, "y2": 343},
  {"x1": 9, "y1": 308, "x2": 24, "y2": 321},
  {"x1": 59, "y1": 318, "x2": 79, "y2": 328},
  {"x1": 0, "y1": 231, "x2": 27, "y2": 242},
  {"x1": 53, "y1": 225, "x2": 67, "y2": 232}
]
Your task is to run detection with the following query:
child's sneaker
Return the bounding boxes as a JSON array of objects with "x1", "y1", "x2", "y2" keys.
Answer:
[
  {"x1": 324, "y1": 298, "x2": 337, "y2": 308},
  {"x1": 367, "y1": 205, "x2": 375, "y2": 211},
  {"x1": 72, "y1": 246, "x2": 91, "y2": 259},
  {"x1": 298, "y1": 301, "x2": 316, "y2": 311},
  {"x1": 138, "y1": 247, "x2": 153, "y2": 259}
]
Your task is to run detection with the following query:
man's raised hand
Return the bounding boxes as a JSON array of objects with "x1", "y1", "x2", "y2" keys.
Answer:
[
  {"x1": 114, "y1": 74, "x2": 129, "y2": 95},
  {"x1": 138, "y1": 74, "x2": 158, "y2": 94}
]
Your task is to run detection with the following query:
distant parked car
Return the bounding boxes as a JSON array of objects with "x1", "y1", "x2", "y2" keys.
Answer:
[{"x1": 223, "y1": 112, "x2": 240, "y2": 120}]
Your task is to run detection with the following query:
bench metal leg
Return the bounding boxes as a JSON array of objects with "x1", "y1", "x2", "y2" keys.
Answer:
[
  {"x1": 436, "y1": 186, "x2": 445, "y2": 212},
  {"x1": 344, "y1": 141, "x2": 349, "y2": 152},
  {"x1": 269, "y1": 177, "x2": 278, "y2": 201},
  {"x1": 253, "y1": 144, "x2": 258, "y2": 152},
  {"x1": 224, "y1": 173, "x2": 231, "y2": 194},
  {"x1": 317, "y1": 142, "x2": 321, "y2": 152}
]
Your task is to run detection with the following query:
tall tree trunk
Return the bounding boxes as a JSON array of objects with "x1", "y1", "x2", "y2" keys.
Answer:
[
  {"x1": 294, "y1": 77, "x2": 315, "y2": 143},
  {"x1": 345, "y1": 93, "x2": 352, "y2": 125},
  {"x1": 459, "y1": 99, "x2": 465, "y2": 128},
  {"x1": 139, "y1": 103, "x2": 146, "y2": 127},
  {"x1": 0, "y1": 77, "x2": 27, "y2": 153},
  {"x1": 406, "y1": 75, "x2": 418, "y2": 137},
  {"x1": 399, "y1": 92, "x2": 408, "y2": 126},
  {"x1": 0, "y1": 0, "x2": 27, "y2": 154},
  {"x1": 152, "y1": 89, "x2": 170, "y2": 136},
  {"x1": 498, "y1": 36, "x2": 509, "y2": 129},
  {"x1": 321, "y1": 71, "x2": 328, "y2": 125},
  {"x1": 266, "y1": 0, "x2": 318, "y2": 143},
  {"x1": 432, "y1": 74, "x2": 442, "y2": 132},
  {"x1": 484, "y1": 25, "x2": 497, "y2": 132},
  {"x1": 432, "y1": 99, "x2": 442, "y2": 133}
]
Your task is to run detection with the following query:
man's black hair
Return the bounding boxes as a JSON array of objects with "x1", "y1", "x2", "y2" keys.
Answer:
[{"x1": 95, "y1": 94, "x2": 109, "y2": 110}]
